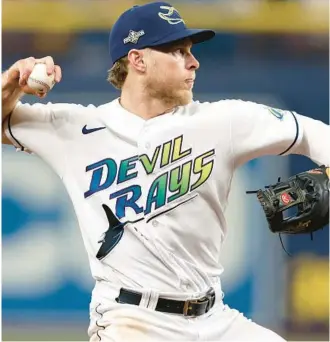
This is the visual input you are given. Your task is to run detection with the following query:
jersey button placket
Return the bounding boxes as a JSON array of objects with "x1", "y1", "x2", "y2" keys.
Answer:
[
  {"x1": 138, "y1": 123, "x2": 150, "y2": 150},
  {"x1": 143, "y1": 124, "x2": 151, "y2": 149},
  {"x1": 138, "y1": 122, "x2": 158, "y2": 174}
]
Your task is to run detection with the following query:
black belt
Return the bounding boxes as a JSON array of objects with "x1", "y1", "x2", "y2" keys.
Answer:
[{"x1": 115, "y1": 287, "x2": 216, "y2": 317}]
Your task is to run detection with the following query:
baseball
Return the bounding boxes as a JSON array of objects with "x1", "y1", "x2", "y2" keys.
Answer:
[{"x1": 27, "y1": 63, "x2": 55, "y2": 94}]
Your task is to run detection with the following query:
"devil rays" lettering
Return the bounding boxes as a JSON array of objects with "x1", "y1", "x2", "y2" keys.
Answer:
[{"x1": 84, "y1": 135, "x2": 215, "y2": 219}]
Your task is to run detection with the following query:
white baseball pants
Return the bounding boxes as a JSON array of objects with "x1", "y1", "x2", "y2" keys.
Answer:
[{"x1": 88, "y1": 281, "x2": 286, "y2": 342}]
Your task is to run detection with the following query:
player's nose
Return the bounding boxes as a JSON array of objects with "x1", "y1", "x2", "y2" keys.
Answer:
[{"x1": 187, "y1": 53, "x2": 200, "y2": 71}]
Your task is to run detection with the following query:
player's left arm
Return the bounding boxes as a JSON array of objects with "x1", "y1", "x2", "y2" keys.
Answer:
[
  {"x1": 290, "y1": 113, "x2": 329, "y2": 166},
  {"x1": 227, "y1": 100, "x2": 329, "y2": 168}
]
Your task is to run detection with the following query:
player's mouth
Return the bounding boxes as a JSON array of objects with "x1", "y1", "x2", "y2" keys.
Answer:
[{"x1": 185, "y1": 79, "x2": 195, "y2": 88}]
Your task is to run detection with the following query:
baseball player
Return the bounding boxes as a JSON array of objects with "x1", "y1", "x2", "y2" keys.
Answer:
[{"x1": 2, "y1": 2, "x2": 329, "y2": 341}]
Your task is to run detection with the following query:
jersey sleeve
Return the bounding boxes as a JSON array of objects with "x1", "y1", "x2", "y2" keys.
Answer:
[
  {"x1": 226, "y1": 100, "x2": 301, "y2": 168},
  {"x1": 3, "y1": 101, "x2": 84, "y2": 177}
]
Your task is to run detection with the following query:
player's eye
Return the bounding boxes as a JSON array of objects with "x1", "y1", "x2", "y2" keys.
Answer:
[
  {"x1": 176, "y1": 48, "x2": 186, "y2": 56},
  {"x1": 170, "y1": 46, "x2": 190, "y2": 57}
]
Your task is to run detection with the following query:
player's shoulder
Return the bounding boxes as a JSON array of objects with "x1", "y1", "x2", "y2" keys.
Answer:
[
  {"x1": 95, "y1": 99, "x2": 119, "y2": 113},
  {"x1": 15, "y1": 98, "x2": 119, "y2": 120},
  {"x1": 178, "y1": 98, "x2": 257, "y2": 116},
  {"x1": 15, "y1": 100, "x2": 97, "y2": 115}
]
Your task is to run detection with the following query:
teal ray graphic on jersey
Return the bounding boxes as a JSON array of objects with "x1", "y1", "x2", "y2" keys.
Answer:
[
  {"x1": 97, "y1": 204, "x2": 144, "y2": 260},
  {"x1": 96, "y1": 204, "x2": 124, "y2": 260}
]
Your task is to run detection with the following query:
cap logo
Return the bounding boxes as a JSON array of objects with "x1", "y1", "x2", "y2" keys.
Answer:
[
  {"x1": 123, "y1": 30, "x2": 145, "y2": 44},
  {"x1": 158, "y1": 6, "x2": 185, "y2": 25}
]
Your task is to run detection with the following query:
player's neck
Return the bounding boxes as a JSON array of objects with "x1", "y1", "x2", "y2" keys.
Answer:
[{"x1": 119, "y1": 87, "x2": 176, "y2": 120}]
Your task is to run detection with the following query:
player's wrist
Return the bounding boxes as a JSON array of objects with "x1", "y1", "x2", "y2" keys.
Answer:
[
  {"x1": 2, "y1": 70, "x2": 21, "y2": 94},
  {"x1": 2, "y1": 70, "x2": 24, "y2": 118}
]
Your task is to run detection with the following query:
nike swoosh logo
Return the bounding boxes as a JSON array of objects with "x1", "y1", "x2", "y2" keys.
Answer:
[{"x1": 82, "y1": 125, "x2": 106, "y2": 135}]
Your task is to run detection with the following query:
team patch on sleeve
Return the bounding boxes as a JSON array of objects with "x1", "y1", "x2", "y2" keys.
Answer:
[{"x1": 267, "y1": 107, "x2": 286, "y2": 120}]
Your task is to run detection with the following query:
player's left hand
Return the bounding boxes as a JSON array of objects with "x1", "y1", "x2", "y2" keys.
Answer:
[{"x1": 247, "y1": 165, "x2": 329, "y2": 235}]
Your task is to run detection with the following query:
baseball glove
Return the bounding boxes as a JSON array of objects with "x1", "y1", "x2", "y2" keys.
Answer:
[{"x1": 247, "y1": 166, "x2": 329, "y2": 236}]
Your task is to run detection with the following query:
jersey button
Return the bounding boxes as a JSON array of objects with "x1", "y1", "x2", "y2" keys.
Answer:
[
  {"x1": 152, "y1": 220, "x2": 158, "y2": 227},
  {"x1": 145, "y1": 142, "x2": 150, "y2": 149}
]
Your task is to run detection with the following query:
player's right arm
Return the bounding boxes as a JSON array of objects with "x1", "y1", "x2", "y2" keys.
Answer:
[
  {"x1": 2, "y1": 56, "x2": 62, "y2": 145},
  {"x1": 1, "y1": 57, "x2": 85, "y2": 178}
]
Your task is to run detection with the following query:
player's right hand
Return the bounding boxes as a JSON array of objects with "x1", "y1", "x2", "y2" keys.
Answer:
[{"x1": 5, "y1": 56, "x2": 62, "y2": 98}]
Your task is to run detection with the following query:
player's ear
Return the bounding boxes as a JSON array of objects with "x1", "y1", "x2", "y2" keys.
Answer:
[{"x1": 127, "y1": 49, "x2": 146, "y2": 73}]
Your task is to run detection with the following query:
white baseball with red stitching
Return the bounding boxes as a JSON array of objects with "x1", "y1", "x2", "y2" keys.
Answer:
[{"x1": 27, "y1": 63, "x2": 55, "y2": 94}]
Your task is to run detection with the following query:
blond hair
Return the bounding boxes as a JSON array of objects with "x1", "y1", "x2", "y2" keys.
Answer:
[{"x1": 107, "y1": 56, "x2": 129, "y2": 89}]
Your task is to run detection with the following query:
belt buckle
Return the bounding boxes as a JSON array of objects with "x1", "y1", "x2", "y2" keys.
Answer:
[
  {"x1": 183, "y1": 298, "x2": 198, "y2": 317},
  {"x1": 183, "y1": 288, "x2": 215, "y2": 317}
]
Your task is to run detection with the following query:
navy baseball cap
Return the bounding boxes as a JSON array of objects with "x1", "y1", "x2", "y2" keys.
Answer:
[{"x1": 109, "y1": 1, "x2": 215, "y2": 64}]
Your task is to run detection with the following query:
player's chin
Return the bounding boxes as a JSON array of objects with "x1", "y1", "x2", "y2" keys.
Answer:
[
  {"x1": 183, "y1": 89, "x2": 193, "y2": 102},
  {"x1": 170, "y1": 86, "x2": 193, "y2": 105}
]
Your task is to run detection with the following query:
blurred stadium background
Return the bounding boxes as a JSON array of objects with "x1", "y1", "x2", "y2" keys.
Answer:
[{"x1": 2, "y1": 0, "x2": 329, "y2": 341}]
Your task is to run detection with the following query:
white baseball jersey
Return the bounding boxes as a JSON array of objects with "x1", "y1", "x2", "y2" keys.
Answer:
[{"x1": 3, "y1": 98, "x2": 327, "y2": 293}]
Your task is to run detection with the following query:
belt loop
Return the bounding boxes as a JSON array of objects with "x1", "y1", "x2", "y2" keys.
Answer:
[
  {"x1": 146, "y1": 289, "x2": 159, "y2": 311},
  {"x1": 139, "y1": 289, "x2": 159, "y2": 310},
  {"x1": 139, "y1": 289, "x2": 151, "y2": 308}
]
